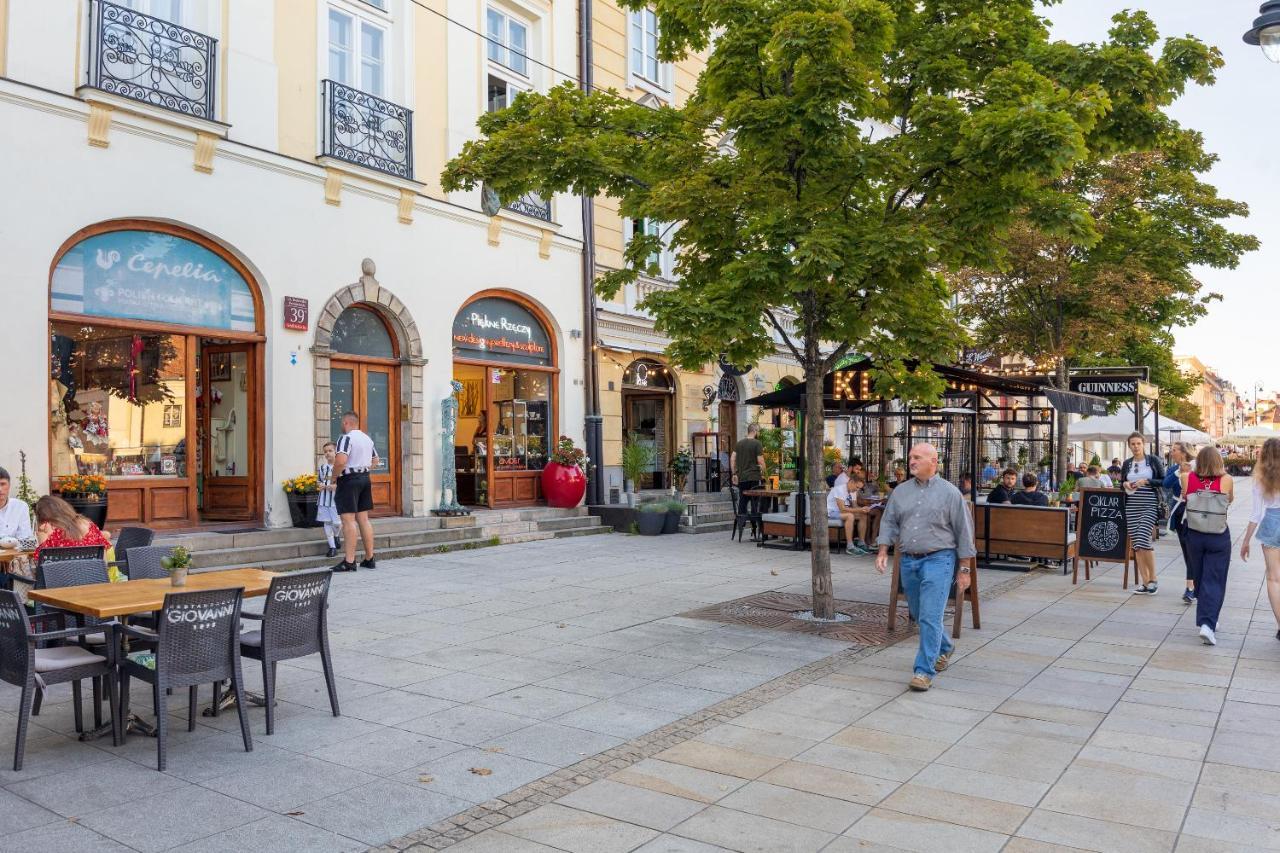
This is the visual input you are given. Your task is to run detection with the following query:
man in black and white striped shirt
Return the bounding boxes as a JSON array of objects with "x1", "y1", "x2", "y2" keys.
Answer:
[{"x1": 333, "y1": 411, "x2": 379, "y2": 572}]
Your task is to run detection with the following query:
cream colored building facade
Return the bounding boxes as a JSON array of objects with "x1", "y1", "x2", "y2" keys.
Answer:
[
  {"x1": 1174, "y1": 355, "x2": 1243, "y2": 440},
  {"x1": 0, "y1": 0, "x2": 587, "y2": 527},
  {"x1": 586, "y1": 1, "x2": 803, "y2": 491}
]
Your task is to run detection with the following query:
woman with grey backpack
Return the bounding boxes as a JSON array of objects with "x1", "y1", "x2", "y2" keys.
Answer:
[{"x1": 1180, "y1": 446, "x2": 1234, "y2": 645}]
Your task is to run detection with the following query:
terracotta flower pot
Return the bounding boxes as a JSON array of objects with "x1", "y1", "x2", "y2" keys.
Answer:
[{"x1": 541, "y1": 462, "x2": 586, "y2": 508}]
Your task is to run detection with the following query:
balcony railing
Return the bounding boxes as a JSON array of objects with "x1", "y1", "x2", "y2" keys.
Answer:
[
  {"x1": 321, "y1": 79, "x2": 413, "y2": 180},
  {"x1": 85, "y1": 0, "x2": 217, "y2": 119},
  {"x1": 504, "y1": 191, "x2": 552, "y2": 222}
]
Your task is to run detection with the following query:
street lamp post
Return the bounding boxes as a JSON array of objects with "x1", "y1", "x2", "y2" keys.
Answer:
[{"x1": 1244, "y1": 2, "x2": 1280, "y2": 61}]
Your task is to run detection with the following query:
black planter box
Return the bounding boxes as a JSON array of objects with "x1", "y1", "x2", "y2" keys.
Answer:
[
  {"x1": 663, "y1": 510, "x2": 682, "y2": 534},
  {"x1": 287, "y1": 493, "x2": 322, "y2": 528},
  {"x1": 59, "y1": 493, "x2": 108, "y2": 528}
]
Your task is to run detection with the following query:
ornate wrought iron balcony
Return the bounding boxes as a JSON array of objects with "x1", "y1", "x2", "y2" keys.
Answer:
[
  {"x1": 85, "y1": 0, "x2": 217, "y2": 119},
  {"x1": 321, "y1": 80, "x2": 413, "y2": 180},
  {"x1": 505, "y1": 191, "x2": 552, "y2": 222}
]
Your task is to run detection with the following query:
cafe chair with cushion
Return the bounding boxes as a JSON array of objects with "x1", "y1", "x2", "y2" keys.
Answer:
[
  {"x1": 239, "y1": 569, "x2": 338, "y2": 734},
  {"x1": 32, "y1": 557, "x2": 113, "y2": 726},
  {"x1": 120, "y1": 587, "x2": 252, "y2": 771},
  {"x1": 0, "y1": 590, "x2": 120, "y2": 770},
  {"x1": 110, "y1": 527, "x2": 155, "y2": 576}
]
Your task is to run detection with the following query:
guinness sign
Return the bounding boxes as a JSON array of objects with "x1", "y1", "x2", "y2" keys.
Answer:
[{"x1": 1069, "y1": 377, "x2": 1141, "y2": 397}]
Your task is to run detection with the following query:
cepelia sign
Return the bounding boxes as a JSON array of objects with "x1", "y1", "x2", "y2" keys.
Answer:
[
  {"x1": 51, "y1": 230, "x2": 256, "y2": 332},
  {"x1": 452, "y1": 297, "x2": 551, "y2": 367}
]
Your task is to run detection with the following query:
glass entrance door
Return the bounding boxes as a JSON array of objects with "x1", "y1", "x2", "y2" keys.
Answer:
[
  {"x1": 330, "y1": 360, "x2": 400, "y2": 516},
  {"x1": 625, "y1": 395, "x2": 669, "y2": 489},
  {"x1": 201, "y1": 343, "x2": 255, "y2": 521}
]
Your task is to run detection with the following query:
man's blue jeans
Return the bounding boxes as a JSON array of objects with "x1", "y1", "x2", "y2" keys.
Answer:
[{"x1": 900, "y1": 549, "x2": 956, "y2": 678}]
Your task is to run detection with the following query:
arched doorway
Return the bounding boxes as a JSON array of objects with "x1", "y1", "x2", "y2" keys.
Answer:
[
  {"x1": 312, "y1": 261, "x2": 425, "y2": 517},
  {"x1": 622, "y1": 358, "x2": 675, "y2": 489},
  {"x1": 328, "y1": 305, "x2": 401, "y2": 516},
  {"x1": 451, "y1": 292, "x2": 558, "y2": 507},
  {"x1": 48, "y1": 221, "x2": 265, "y2": 526}
]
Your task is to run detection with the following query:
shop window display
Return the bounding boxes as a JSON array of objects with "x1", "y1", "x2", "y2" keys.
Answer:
[{"x1": 50, "y1": 323, "x2": 188, "y2": 478}]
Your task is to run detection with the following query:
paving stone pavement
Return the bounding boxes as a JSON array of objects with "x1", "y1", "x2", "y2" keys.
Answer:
[
  {"x1": 0, "y1": 526, "x2": 893, "y2": 851},
  {"x1": 402, "y1": 487, "x2": 1280, "y2": 853}
]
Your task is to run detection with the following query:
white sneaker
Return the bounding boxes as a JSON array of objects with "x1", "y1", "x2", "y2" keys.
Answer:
[{"x1": 1199, "y1": 624, "x2": 1216, "y2": 646}]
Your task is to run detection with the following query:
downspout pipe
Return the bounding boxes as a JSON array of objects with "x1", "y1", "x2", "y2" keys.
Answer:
[{"x1": 580, "y1": 0, "x2": 604, "y2": 506}]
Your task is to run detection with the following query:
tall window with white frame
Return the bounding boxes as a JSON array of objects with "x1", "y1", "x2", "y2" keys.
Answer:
[
  {"x1": 322, "y1": 1, "x2": 411, "y2": 179},
  {"x1": 627, "y1": 218, "x2": 674, "y2": 280},
  {"x1": 486, "y1": 6, "x2": 531, "y2": 114},
  {"x1": 485, "y1": 4, "x2": 551, "y2": 221},
  {"x1": 329, "y1": 2, "x2": 387, "y2": 97},
  {"x1": 629, "y1": 7, "x2": 670, "y2": 95}
]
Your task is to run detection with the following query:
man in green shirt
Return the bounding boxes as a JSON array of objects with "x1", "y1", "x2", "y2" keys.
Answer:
[{"x1": 730, "y1": 423, "x2": 767, "y2": 522}]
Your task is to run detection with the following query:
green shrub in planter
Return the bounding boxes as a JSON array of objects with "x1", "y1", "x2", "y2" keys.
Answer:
[
  {"x1": 663, "y1": 500, "x2": 687, "y2": 534},
  {"x1": 637, "y1": 502, "x2": 667, "y2": 536}
]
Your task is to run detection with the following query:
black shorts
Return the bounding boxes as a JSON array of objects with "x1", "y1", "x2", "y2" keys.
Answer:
[{"x1": 335, "y1": 472, "x2": 373, "y2": 515}]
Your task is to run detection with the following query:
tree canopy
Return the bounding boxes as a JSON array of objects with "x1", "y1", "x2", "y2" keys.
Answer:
[{"x1": 442, "y1": 0, "x2": 1238, "y2": 616}]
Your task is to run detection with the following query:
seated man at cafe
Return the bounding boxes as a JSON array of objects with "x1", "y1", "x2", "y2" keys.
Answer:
[
  {"x1": 0, "y1": 467, "x2": 33, "y2": 542},
  {"x1": 959, "y1": 473, "x2": 974, "y2": 498},
  {"x1": 826, "y1": 476, "x2": 871, "y2": 556},
  {"x1": 1076, "y1": 465, "x2": 1107, "y2": 490},
  {"x1": 987, "y1": 468, "x2": 1019, "y2": 503},
  {"x1": 828, "y1": 460, "x2": 848, "y2": 490},
  {"x1": 1108, "y1": 457, "x2": 1123, "y2": 480},
  {"x1": 1011, "y1": 472, "x2": 1050, "y2": 507}
]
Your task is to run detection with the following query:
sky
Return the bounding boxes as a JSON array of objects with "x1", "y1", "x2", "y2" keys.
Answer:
[{"x1": 1045, "y1": 1, "x2": 1277, "y2": 400}]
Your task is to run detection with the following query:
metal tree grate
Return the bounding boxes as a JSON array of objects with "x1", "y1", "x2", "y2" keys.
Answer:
[{"x1": 680, "y1": 591, "x2": 919, "y2": 645}]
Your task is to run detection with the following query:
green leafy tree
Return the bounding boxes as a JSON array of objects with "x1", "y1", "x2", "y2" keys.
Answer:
[
  {"x1": 955, "y1": 14, "x2": 1257, "y2": 481},
  {"x1": 443, "y1": 0, "x2": 1184, "y2": 618}
]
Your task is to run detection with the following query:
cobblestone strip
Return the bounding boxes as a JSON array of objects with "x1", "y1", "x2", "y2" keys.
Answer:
[{"x1": 370, "y1": 565, "x2": 1049, "y2": 852}]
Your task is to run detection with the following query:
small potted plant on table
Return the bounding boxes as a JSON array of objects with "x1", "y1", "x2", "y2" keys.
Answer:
[{"x1": 161, "y1": 546, "x2": 193, "y2": 587}]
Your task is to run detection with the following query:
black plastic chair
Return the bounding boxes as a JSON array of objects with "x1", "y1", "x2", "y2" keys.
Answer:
[
  {"x1": 240, "y1": 570, "x2": 339, "y2": 734},
  {"x1": 121, "y1": 588, "x2": 252, "y2": 771},
  {"x1": 36, "y1": 545, "x2": 106, "y2": 567},
  {"x1": 111, "y1": 527, "x2": 155, "y2": 576},
  {"x1": 0, "y1": 590, "x2": 120, "y2": 770},
  {"x1": 120, "y1": 546, "x2": 173, "y2": 580}
]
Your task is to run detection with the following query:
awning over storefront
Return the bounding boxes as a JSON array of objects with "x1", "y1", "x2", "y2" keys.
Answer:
[{"x1": 1043, "y1": 388, "x2": 1108, "y2": 417}]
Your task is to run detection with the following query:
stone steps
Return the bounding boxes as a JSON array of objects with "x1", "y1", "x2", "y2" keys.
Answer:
[{"x1": 158, "y1": 507, "x2": 603, "y2": 572}]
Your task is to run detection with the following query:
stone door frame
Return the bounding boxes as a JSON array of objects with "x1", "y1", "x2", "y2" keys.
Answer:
[{"x1": 311, "y1": 259, "x2": 427, "y2": 516}]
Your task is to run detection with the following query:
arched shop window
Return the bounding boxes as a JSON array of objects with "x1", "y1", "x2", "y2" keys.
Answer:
[
  {"x1": 331, "y1": 305, "x2": 396, "y2": 359},
  {"x1": 451, "y1": 294, "x2": 557, "y2": 506},
  {"x1": 623, "y1": 358, "x2": 672, "y2": 389},
  {"x1": 48, "y1": 224, "x2": 264, "y2": 525}
]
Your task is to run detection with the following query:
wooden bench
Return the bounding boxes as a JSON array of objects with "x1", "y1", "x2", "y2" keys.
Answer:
[
  {"x1": 886, "y1": 551, "x2": 980, "y2": 639},
  {"x1": 974, "y1": 503, "x2": 1075, "y2": 570}
]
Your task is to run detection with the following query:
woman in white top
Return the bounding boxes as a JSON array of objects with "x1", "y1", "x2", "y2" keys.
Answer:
[{"x1": 1241, "y1": 437, "x2": 1280, "y2": 640}]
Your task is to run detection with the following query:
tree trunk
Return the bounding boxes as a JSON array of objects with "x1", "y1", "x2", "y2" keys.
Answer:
[
  {"x1": 1054, "y1": 359, "x2": 1069, "y2": 489},
  {"x1": 805, "y1": 366, "x2": 835, "y2": 620}
]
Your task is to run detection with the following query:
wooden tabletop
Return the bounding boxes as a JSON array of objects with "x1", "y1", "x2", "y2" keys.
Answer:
[
  {"x1": 0, "y1": 548, "x2": 32, "y2": 562},
  {"x1": 28, "y1": 568, "x2": 277, "y2": 619}
]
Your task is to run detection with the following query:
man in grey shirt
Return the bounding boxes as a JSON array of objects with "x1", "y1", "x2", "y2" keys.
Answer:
[{"x1": 875, "y1": 443, "x2": 975, "y2": 691}]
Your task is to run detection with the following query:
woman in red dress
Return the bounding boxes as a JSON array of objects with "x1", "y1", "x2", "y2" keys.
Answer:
[{"x1": 33, "y1": 495, "x2": 110, "y2": 560}]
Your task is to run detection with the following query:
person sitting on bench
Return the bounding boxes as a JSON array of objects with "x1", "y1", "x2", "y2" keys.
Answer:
[
  {"x1": 827, "y1": 476, "x2": 871, "y2": 556},
  {"x1": 988, "y1": 468, "x2": 1019, "y2": 504},
  {"x1": 1011, "y1": 472, "x2": 1049, "y2": 507}
]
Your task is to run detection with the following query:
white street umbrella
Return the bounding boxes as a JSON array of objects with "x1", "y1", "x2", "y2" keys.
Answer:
[
  {"x1": 1067, "y1": 411, "x2": 1153, "y2": 443},
  {"x1": 1222, "y1": 425, "x2": 1279, "y2": 447},
  {"x1": 1157, "y1": 415, "x2": 1213, "y2": 447}
]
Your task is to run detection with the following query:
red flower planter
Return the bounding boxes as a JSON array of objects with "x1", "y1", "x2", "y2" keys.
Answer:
[{"x1": 541, "y1": 462, "x2": 586, "y2": 508}]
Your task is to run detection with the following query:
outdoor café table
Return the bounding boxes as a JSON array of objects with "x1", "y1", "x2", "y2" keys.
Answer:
[
  {"x1": 0, "y1": 547, "x2": 35, "y2": 590},
  {"x1": 28, "y1": 568, "x2": 277, "y2": 737},
  {"x1": 743, "y1": 488, "x2": 792, "y2": 514}
]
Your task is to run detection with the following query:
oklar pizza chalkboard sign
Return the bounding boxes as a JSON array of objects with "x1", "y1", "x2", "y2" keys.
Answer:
[{"x1": 1072, "y1": 488, "x2": 1134, "y2": 586}]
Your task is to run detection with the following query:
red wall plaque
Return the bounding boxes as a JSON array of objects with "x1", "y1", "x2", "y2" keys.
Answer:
[{"x1": 283, "y1": 296, "x2": 309, "y2": 331}]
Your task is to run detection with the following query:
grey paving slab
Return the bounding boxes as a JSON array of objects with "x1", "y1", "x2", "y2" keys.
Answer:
[
  {"x1": 396, "y1": 704, "x2": 537, "y2": 745},
  {"x1": 394, "y1": 747, "x2": 556, "y2": 804},
  {"x1": 671, "y1": 804, "x2": 836, "y2": 853},
  {"x1": 558, "y1": 778, "x2": 707, "y2": 831},
  {"x1": 554, "y1": 699, "x2": 686, "y2": 739},
  {"x1": 502, "y1": 802, "x2": 660, "y2": 852},
  {"x1": 5, "y1": 755, "x2": 188, "y2": 818},
  {"x1": 165, "y1": 815, "x2": 365, "y2": 853},
  {"x1": 474, "y1": 685, "x2": 600, "y2": 719},
  {"x1": 294, "y1": 778, "x2": 473, "y2": 846},
  {"x1": 0, "y1": 819, "x2": 135, "y2": 853},
  {"x1": 485, "y1": 721, "x2": 625, "y2": 765},
  {"x1": 77, "y1": 785, "x2": 272, "y2": 853}
]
